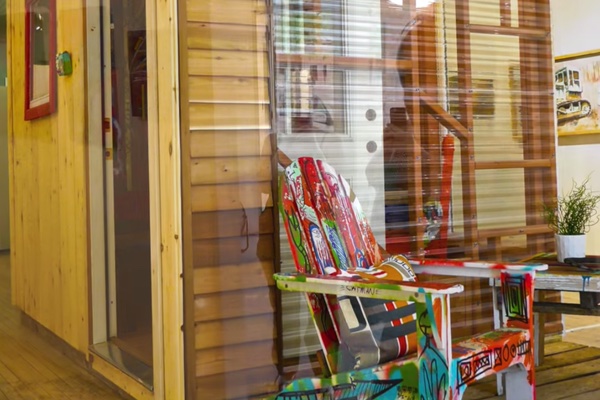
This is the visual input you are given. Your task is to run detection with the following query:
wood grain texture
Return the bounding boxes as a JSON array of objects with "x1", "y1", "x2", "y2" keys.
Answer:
[
  {"x1": 192, "y1": 235, "x2": 275, "y2": 268},
  {"x1": 178, "y1": 0, "x2": 198, "y2": 396},
  {"x1": 147, "y1": 0, "x2": 170, "y2": 396},
  {"x1": 189, "y1": 76, "x2": 269, "y2": 104},
  {"x1": 190, "y1": 182, "x2": 274, "y2": 212},
  {"x1": 0, "y1": 254, "x2": 124, "y2": 400},
  {"x1": 191, "y1": 208, "x2": 274, "y2": 240},
  {"x1": 182, "y1": 0, "x2": 278, "y2": 397},
  {"x1": 151, "y1": 0, "x2": 186, "y2": 397},
  {"x1": 191, "y1": 156, "x2": 272, "y2": 185},
  {"x1": 187, "y1": 22, "x2": 267, "y2": 52},
  {"x1": 195, "y1": 365, "x2": 279, "y2": 399},
  {"x1": 188, "y1": 49, "x2": 268, "y2": 78},
  {"x1": 195, "y1": 314, "x2": 276, "y2": 349},
  {"x1": 194, "y1": 287, "x2": 276, "y2": 322},
  {"x1": 464, "y1": 341, "x2": 600, "y2": 400},
  {"x1": 195, "y1": 340, "x2": 277, "y2": 377},
  {"x1": 193, "y1": 261, "x2": 275, "y2": 294},
  {"x1": 189, "y1": 130, "x2": 272, "y2": 157},
  {"x1": 7, "y1": 0, "x2": 89, "y2": 354},
  {"x1": 186, "y1": 0, "x2": 268, "y2": 26},
  {"x1": 189, "y1": 103, "x2": 270, "y2": 130}
]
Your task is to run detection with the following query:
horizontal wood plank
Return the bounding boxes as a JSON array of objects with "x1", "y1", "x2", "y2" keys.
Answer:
[
  {"x1": 187, "y1": 0, "x2": 268, "y2": 26},
  {"x1": 535, "y1": 302, "x2": 600, "y2": 316},
  {"x1": 195, "y1": 313, "x2": 276, "y2": 349},
  {"x1": 193, "y1": 261, "x2": 275, "y2": 294},
  {"x1": 195, "y1": 365, "x2": 279, "y2": 399},
  {"x1": 188, "y1": 49, "x2": 268, "y2": 78},
  {"x1": 190, "y1": 182, "x2": 273, "y2": 212},
  {"x1": 537, "y1": 346, "x2": 600, "y2": 372},
  {"x1": 475, "y1": 159, "x2": 553, "y2": 170},
  {"x1": 189, "y1": 103, "x2": 270, "y2": 130},
  {"x1": 189, "y1": 130, "x2": 272, "y2": 158},
  {"x1": 277, "y1": 53, "x2": 413, "y2": 72},
  {"x1": 194, "y1": 287, "x2": 276, "y2": 322},
  {"x1": 187, "y1": 22, "x2": 266, "y2": 52},
  {"x1": 189, "y1": 76, "x2": 269, "y2": 104},
  {"x1": 196, "y1": 340, "x2": 277, "y2": 377},
  {"x1": 191, "y1": 156, "x2": 272, "y2": 185},
  {"x1": 192, "y1": 234, "x2": 274, "y2": 268},
  {"x1": 192, "y1": 208, "x2": 274, "y2": 240}
]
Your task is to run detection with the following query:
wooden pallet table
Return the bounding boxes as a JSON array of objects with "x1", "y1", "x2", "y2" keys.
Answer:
[{"x1": 527, "y1": 254, "x2": 600, "y2": 365}]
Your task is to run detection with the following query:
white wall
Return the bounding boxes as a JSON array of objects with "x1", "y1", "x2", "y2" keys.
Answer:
[{"x1": 551, "y1": 0, "x2": 600, "y2": 254}]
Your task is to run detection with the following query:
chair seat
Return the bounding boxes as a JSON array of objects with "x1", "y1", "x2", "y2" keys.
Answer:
[{"x1": 452, "y1": 328, "x2": 531, "y2": 388}]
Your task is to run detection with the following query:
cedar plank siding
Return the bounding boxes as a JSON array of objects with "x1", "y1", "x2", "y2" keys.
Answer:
[
  {"x1": 182, "y1": 0, "x2": 279, "y2": 398},
  {"x1": 7, "y1": 0, "x2": 90, "y2": 354}
]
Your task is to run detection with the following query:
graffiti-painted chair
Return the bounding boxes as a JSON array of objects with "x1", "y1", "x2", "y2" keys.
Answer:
[{"x1": 274, "y1": 157, "x2": 547, "y2": 400}]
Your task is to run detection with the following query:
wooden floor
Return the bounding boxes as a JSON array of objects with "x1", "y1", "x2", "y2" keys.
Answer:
[
  {"x1": 465, "y1": 341, "x2": 600, "y2": 399},
  {"x1": 0, "y1": 252, "x2": 124, "y2": 399},
  {"x1": 4, "y1": 248, "x2": 600, "y2": 400}
]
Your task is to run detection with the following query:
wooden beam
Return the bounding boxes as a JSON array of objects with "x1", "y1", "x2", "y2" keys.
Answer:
[
  {"x1": 475, "y1": 159, "x2": 552, "y2": 170},
  {"x1": 195, "y1": 340, "x2": 277, "y2": 377},
  {"x1": 186, "y1": 0, "x2": 268, "y2": 26},
  {"x1": 478, "y1": 224, "x2": 552, "y2": 239},
  {"x1": 500, "y1": 0, "x2": 511, "y2": 27},
  {"x1": 194, "y1": 287, "x2": 276, "y2": 322},
  {"x1": 150, "y1": 0, "x2": 185, "y2": 397},
  {"x1": 276, "y1": 53, "x2": 413, "y2": 72},
  {"x1": 191, "y1": 208, "x2": 274, "y2": 240},
  {"x1": 455, "y1": 0, "x2": 479, "y2": 259},
  {"x1": 535, "y1": 302, "x2": 600, "y2": 316},
  {"x1": 195, "y1": 365, "x2": 279, "y2": 399},
  {"x1": 468, "y1": 24, "x2": 548, "y2": 39},
  {"x1": 195, "y1": 314, "x2": 276, "y2": 350},
  {"x1": 420, "y1": 95, "x2": 468, "y2": 142},
  {"x1": 193, "y1": 262, "x2": 275, "y2": 294}
]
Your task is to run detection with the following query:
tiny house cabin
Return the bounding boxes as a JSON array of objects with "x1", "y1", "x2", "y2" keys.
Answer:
[{"x1": 3, "y1": 0, "x2": 573, "y2": 398}]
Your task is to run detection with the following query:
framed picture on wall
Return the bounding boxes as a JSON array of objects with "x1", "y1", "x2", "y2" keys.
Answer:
[
  {"x1": 447, "y1": 75, "x2": 495, "y2": 119},
  {"x1": 555, "y1": 50, "x2": 600, "y2": 136}
]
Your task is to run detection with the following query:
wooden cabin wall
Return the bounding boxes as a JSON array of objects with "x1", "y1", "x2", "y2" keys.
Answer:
[
  {"x1": 7, "y1": 1, "x2": 89, "y2": 353},
  {"x1": 181, "y1": 0, "x2": 279, "y2": 398}
]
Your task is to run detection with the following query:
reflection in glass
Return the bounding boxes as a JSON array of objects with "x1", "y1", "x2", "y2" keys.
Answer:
[{"x1": 25, "y1": 0, "x2": 54, "y2": 119}]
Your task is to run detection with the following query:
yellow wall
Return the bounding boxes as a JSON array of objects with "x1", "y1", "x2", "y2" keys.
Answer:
[{"x1": 7, "y1": 0, "x2": 89, "y2": 354}]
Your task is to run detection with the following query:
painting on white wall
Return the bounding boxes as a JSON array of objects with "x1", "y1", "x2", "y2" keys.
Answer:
[{"x1": 555, "y1": 50, "x2": 600, "y2": 136}]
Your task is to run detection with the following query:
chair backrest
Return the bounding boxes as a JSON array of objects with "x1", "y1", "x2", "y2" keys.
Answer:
[{"x1": 279, "y1": 157, "x2": 418, "y2": 373}]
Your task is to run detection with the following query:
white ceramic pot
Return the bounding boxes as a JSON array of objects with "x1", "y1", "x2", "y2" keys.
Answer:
[{"x1": 555, "y1": 234, "x2": 586, "y2": 263}]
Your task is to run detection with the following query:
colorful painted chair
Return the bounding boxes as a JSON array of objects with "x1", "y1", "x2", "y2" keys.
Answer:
[{"x1": 273, "y1": 157, "x2": 547, "y2": 400}]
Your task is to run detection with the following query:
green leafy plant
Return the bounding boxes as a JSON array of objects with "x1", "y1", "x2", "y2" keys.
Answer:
[{"x1": 543, "y1": 177, "x2": 600, "y2": 235}]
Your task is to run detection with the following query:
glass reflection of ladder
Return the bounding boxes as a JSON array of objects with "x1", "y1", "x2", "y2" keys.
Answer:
[{"x1": 400, "y1": 0, "x2": 556, "y2": 260}]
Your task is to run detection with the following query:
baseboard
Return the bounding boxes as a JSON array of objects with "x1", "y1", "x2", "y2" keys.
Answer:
[
  {"x1": 19, "y1": 311, "x2": 137, "y2": 399},
  {"x1": 20, "y1": 311, "x2": 88, "y2": 369}
]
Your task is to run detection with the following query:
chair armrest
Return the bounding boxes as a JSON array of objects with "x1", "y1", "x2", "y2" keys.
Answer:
[
  {"x1": 408, "y1": 257, "x2": 548, "y2": 279},
  {"x1": 273, "y1": 272, "x2": 464, "y2": 302}
]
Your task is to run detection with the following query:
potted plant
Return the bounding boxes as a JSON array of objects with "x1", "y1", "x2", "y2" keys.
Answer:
[{"x1": 543, "y1": 177, "x2": 600, "y2": 262}]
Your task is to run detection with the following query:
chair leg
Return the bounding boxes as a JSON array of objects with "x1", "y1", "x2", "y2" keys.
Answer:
[
  {"x1": 504, "y1": 364, "x2": 534, "y2": 400},
  {"x1": 496, "y1": 373, "x2": 504, "y2": 396}
]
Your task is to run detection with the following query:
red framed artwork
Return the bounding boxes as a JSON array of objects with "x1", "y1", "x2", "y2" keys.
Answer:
[{"x1": 25, "y1": 0, "x2": 56, "y2": 120}]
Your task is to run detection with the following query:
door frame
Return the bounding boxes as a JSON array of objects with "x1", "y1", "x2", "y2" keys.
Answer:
[{"x1": 86, "y1": 0, "x2": 184, "y2": 398}]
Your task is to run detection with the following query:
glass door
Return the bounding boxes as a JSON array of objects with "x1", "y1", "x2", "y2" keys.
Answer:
[{"x1": 91, "y1": 0, "x2": 153, "y2": 387}]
